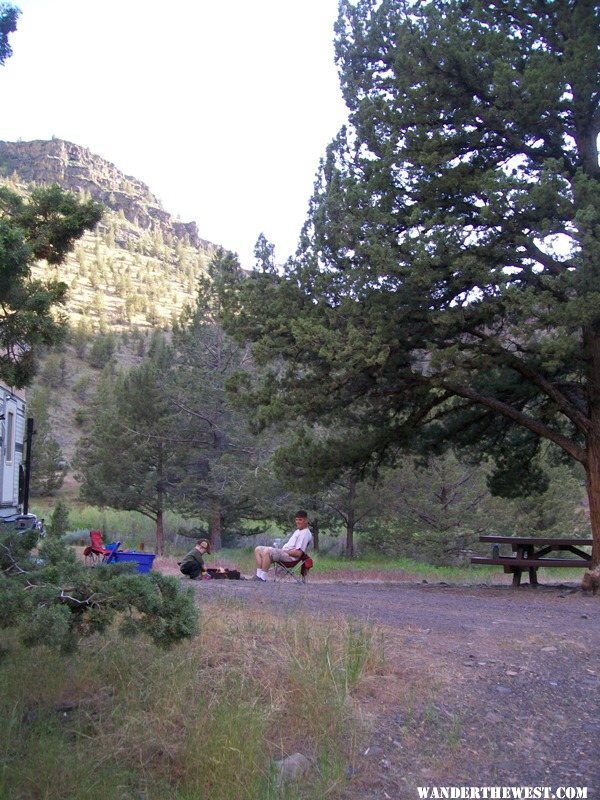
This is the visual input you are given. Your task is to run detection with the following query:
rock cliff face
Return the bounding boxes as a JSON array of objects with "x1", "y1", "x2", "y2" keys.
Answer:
[{"x1": 0, "y1": 138, "x2": 213, "y2": 250}]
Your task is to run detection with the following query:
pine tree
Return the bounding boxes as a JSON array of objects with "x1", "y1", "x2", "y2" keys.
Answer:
[
  {"x1": 0, "y1": 524, "x2": 197, "y2": 652},
  {"x1": 171, "y1": 249, "x2": 266, "y2": 550},
  {"x1": 27, "y1": 387, "x2": 67, "y2": 496},
  {"x1": 87, "y1": 332, "x2": 115, "y2": 369},
  {"x1": 47, "y1": 499, "x2": 70, "y2": 537}
]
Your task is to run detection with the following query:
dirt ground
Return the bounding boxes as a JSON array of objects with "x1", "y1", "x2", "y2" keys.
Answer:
[{"x1": 189, "y1": 576, "x2": 600, "y2": 798}]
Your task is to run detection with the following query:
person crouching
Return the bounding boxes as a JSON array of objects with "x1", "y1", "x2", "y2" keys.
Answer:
[{"x1": 179, "y1": 539, "x2": 211, "y2": 579}]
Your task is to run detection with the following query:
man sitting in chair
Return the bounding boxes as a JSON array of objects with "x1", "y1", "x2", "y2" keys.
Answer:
[{"x1": 253, "y1": 511, "x2": 313, "y2": 582}]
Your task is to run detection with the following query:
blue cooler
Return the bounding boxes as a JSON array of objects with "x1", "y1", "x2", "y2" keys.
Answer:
[{"x1": 113, "y1": 551, "x2": 156, "y2": 573}]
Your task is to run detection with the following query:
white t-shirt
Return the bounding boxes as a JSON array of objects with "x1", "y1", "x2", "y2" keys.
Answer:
[{"x1": 282, "y1": 527, "x2": 313, "y2": 554}]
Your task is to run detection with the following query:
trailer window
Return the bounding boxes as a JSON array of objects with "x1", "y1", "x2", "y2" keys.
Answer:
[{"x1": 5, "y1": 410, "x2": 14, "y2": 463}]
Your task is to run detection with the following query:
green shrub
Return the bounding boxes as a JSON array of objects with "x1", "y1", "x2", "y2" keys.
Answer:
[{"x1": 47, "y1": 500, "x2": 70, "y2": 538}]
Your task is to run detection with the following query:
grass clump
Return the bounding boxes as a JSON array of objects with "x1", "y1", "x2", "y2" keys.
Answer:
[{"x1": 0, "y1": 603, "x2": 379, "y2": 799}]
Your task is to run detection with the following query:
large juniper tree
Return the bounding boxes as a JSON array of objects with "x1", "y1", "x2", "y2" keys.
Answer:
[{"x1": 220, "y1": 0, "x2": 600, "y2": 563}]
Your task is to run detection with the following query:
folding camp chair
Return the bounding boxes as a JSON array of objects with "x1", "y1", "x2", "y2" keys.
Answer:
[
  {"x1": 83, "y1": 531, "x2": 120, "y2": 565},
  {"x1": 272, "y1": 552, "x2": 313, "y2": 584}
]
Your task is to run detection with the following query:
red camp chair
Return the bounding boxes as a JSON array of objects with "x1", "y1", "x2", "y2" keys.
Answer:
[
  {"x1": 272, "y1": 552, "x2": 313, "y2": 584},
  {"x1": 83, "y1": 531, "x2": 120, "y2": 566}
]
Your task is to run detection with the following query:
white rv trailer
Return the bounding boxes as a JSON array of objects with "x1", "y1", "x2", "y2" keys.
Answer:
[{"x1": 0, "y1": 383, "x2": 26, "y2": 519}]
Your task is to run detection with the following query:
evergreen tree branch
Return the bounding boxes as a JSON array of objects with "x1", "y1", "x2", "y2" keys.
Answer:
[
  {"x1": 442, "y1": 380, "x2": 586, "y2": 464},
  {"x1": 462, "y1": 331, "x2": 591, "y2": 433},
  {"x1": 521, "y1": 239, "x2": 575, "y2": 277}
]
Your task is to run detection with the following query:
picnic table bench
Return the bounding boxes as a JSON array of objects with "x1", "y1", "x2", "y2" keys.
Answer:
[{"x1": 471, "y1": 535, "x2": 593, "y2": 586}]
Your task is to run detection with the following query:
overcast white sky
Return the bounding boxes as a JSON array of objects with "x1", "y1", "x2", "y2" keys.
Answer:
[{"x1": 0, "y1": 0, "x2": 348, "y2": 266}]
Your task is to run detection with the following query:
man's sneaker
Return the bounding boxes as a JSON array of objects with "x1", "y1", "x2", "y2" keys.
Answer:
[{"x1": 251, "y1": 575, "x2": 266, "y2": 582}]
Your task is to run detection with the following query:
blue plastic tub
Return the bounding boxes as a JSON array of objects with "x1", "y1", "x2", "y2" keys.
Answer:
[{"x1": 112, "y1": 551, "x2": 156, "y2": 574}]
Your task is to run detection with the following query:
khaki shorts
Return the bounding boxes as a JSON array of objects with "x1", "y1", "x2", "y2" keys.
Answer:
[{"x1": 257, "y1": 546, "x2": 297, "y2": 564}]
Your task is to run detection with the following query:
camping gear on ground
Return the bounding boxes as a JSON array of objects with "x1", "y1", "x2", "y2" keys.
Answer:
[
  {"x1": 83, "y1": 530, "x2": 119, "y2": 565},
  {"x1": 111, "y1": 550, "x2": 156, "y2": 573},
  {"x1": 84, "y1": 533, "x2": 154, "y2": 573}
]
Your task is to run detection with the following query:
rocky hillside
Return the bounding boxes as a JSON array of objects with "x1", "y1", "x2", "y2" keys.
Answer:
[
  {"x1": 0, "y1": 138, "x2": 219, "y2": 331},
  {"x1": 0, "y1": 139, "x2": 223, "y2": 477},
  {"x1": 0, "y1": 138, "x2": 211, "y2": 249}
]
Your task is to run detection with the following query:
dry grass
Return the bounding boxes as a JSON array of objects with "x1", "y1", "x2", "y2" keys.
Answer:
[{"x1": 0, "y1": 601, "x2": 382, "y2": 800}]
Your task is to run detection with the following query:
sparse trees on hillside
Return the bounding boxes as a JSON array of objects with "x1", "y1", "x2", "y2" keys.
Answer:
[
  {"x1": 39, "y1": 351, "x2": 67, "y2": 389},
  {"x1": 70, "y1": 318, "x2": 91, "y2": 358},
  {"x1": 87, "y1": 331, "x2": 116, "y2": 369}
]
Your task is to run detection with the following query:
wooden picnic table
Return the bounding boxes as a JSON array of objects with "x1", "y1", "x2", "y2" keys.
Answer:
[{"x1": 471, "y1": 535, "x2": 593, "y2": 586}]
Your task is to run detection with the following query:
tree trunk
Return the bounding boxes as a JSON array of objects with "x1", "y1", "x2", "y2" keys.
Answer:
[
  {"x1": 345, "y1": 520, "x2": 354, "y2": 559},
  {"x1": 585, "y1": 327, "x2": 600, "y2": 566},
  {"x1": 209, "y1": 500, "x2": 222, "y2": 552},
  {"x1": 345, "y1": 477, "x2": 357, "y2": 558},
  {"x1": 585, "y1": 437, "x2": 600, "y2": 566},
  {"x1": 155, "y1": 508, "x2": 165, "y2": 556},
  {"x1": 311, "y1": 517, "x2": 320, "y2": 552},
  {"x1": 155, "y1": 444, "x2": 165, "y2": 555},
  {"x1": 346, "y1": 474, "x2": 358, "y2": 558}
]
